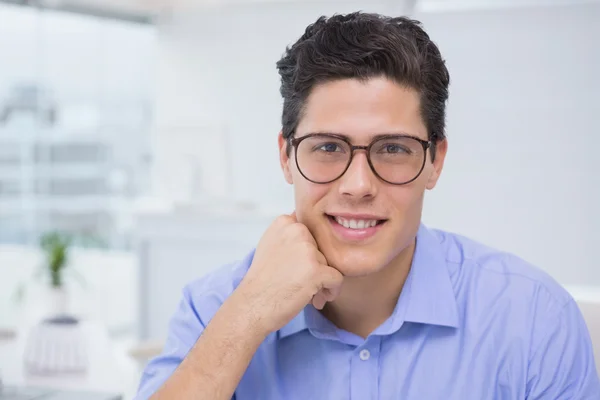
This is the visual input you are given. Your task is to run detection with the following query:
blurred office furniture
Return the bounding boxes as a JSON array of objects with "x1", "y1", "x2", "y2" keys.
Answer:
[
  {"x1": 0, "y1": 84, "x2": 58, "y2": 126},
  {"x1": 127, "y1": 339, "x2": 164, "y2": 366},
  {"x1": 135, "y1": 207, "x2": 276, "y2": 341},
  {"x1": 0, "y1": 386, "x2": 122, "y2": 400},
  {"x1": 0, "y1": 319, "x2": 139, "y2": 399},
  {"x1": 23, "y1": 317, "x2": 88, "y2": 375},
  {"x1": 565, "y1": 286, "x2": 600, "y2": 369},
  {"x1": 153, "y1": 124, "x2": 233, "y2": 209}
]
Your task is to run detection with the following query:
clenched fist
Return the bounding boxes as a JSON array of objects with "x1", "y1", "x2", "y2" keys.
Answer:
[{"x1": 235, "y1": 213, "x2": 344, "y2": 335}]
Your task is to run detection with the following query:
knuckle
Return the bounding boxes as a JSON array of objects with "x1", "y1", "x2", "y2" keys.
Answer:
[
  {"x1": 301, "y1": 241, "x2": 316, "y2": 254},
  {"x1": 274, "y1": 215, "x2": 293, "y2": 226},
  {"x1": 288, "y1": 222, "x2": 305, "y2": 234},
  {"x1": 308, "y1": 260, "x2": 322, "y2": 279},
  {"x1": 286, "y1": 223, "x2": 310, "y2": 241},
  {"x1": 296, "y1": 224, "x2": 315, "y2": 242}
]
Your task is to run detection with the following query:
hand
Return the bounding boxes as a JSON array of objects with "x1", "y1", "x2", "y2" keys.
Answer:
[{"x1": 234, "y1": 212, "x2": 344, "y2": 335}]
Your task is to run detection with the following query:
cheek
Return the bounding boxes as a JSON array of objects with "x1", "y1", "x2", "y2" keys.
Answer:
[
  {"x1": 292, "y1": 174, "x2": 329, "y2": 217},
  {"x1": 384, "y1": 184, "x2": 426, "y2": 239},
  {"x1": 388, "y1": 183, "x2": 424, "y2": 214}
]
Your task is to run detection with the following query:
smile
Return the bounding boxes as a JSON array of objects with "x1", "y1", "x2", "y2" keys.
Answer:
[
  {"x1": 333, "y1": 216, "x2": 380, "y2": 229},
  {"x1": 325, "y1": 214, "x2": 387, "y2": 242}
]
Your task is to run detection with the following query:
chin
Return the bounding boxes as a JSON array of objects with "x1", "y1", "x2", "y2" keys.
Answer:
[
  {"x1": 334, "y1": 261, "x2": 386, "y2": 278},
  {"x1": 321, "y1": 244, "x2": 390, "y2": 277}
]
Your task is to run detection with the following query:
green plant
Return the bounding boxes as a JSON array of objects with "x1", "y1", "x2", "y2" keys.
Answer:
[
  {"x1": 13, "y1": 231, "x2": 105, "y2": 302},
  {"x1": 40, "y1": 231, "x2": 72, "y2": 288}
]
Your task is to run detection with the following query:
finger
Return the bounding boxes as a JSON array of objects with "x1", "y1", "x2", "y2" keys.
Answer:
[
  {"x1": 312, "y1": 266, "x2": 343, "y2": 307},
  {"x1": 321, "y1": 285, "x2": 341, "y2": 302},
  {"x1": 320, "y1": 265, "x2": 344, "y2": 291},
  {"x1": 314, "y1": 249, "x2": 328, "y2": 266},
  {"x1": 318, "y1": 288, "x2": 334, "y2": 303},
  {"x1": 312, "y1": 292, "x2": 327, "y2": 310},
  {"x1": 290, "y1": 211, "x2": 297, "y2": 221}
]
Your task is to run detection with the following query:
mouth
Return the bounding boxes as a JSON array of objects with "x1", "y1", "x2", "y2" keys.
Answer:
[{"x1": 325, "y1": 213, "x2": 387, "y2": 242}]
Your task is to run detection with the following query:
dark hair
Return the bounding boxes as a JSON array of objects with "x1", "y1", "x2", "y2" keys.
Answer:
[{"x1": 276, "y1": 12, "x2": 449, "y2": 161}]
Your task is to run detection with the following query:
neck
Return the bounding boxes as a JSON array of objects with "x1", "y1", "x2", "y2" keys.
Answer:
[{"x1": 321, "y1": 239, "x2": 416, "y2": 339}]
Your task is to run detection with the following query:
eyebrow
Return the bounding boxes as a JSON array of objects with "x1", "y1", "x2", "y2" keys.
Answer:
[{"x1": 302, "y1": 131, "x2": 419, "y2": 141}]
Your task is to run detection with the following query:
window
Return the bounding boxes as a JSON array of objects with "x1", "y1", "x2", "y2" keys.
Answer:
[{"x1": 0, "y1": 3, "x2": 156, "y2": 248}]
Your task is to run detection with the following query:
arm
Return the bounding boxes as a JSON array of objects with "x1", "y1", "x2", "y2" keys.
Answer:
[
  {"x1": 135, "y1": 286, "x2": 267, "y2": 400},
  {"x1": 149, "y1": 290, "x2": 268, "y2": 400},
  {"x1": 135, "y1": 214, "x2": 343, "y2": 400},
  {"x1": 526, "y1": 299, "x2": 600, "y2": 399}
]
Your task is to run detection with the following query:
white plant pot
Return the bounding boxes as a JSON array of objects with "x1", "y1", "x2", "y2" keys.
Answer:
[
  {"x1": 45, "y1": 286, "x2": 68, "y2": 317},
  {"x1": 24, "y1": 317, "x2": 88, "y2": 374}
]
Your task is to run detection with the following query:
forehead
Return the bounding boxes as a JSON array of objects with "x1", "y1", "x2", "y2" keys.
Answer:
[{"x1": 296, "y1": 77, "x2": 427, "y2": 142}]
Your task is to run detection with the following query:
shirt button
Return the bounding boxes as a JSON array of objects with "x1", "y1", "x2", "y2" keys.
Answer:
[{"x1": 359, "y1": 349, "x2": 370, "y2": 361}]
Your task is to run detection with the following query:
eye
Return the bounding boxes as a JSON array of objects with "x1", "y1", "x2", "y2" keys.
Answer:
[
  {"x1": 316, "y1": 143, "x2": 343, "y2": 153},
  {"x1": 380, "y1": 143, "x2": 410, "y2": 154}
]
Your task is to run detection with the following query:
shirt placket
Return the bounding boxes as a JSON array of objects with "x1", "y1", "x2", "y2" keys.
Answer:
[{"x1": 350, "y1": 335, "x2": 381, "y2": 400}]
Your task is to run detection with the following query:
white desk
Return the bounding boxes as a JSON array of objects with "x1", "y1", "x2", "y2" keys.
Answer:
[
  {"x1": 565, "y1": 285, "x2": 600, "y2": 370},
  {"x1": 0, "y1": 320, "x2": 142, "y2": 399}
]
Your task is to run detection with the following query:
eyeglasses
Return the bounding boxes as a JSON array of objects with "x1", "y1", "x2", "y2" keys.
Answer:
[{"x1": 289, "y1": 133, "x2": 431, "y2": 185}]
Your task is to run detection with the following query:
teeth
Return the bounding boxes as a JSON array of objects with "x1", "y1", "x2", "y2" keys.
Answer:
[{"x1": 334, "y1": 216, "x2": 379, "y2": 229}]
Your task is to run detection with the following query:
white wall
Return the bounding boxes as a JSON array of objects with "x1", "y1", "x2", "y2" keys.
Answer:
[
  {"x1": 151, "y1": 1, "x2": 600, "y2": 285},
  {"x1": 418, "y1": 5, "x2": 600, "y2": 285}
]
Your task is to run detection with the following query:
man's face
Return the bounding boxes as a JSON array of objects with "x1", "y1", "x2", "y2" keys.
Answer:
[{"x1": 279, "y1": 77, "x2": 447, "y2": 277}]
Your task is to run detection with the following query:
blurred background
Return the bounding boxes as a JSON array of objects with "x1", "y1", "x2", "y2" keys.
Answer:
[{"x1": 0, "y1": 0, "x2": 598, "y2": 398}]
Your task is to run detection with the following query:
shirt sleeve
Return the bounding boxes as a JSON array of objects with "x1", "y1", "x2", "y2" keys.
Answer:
[
  {"x1": 526, "y1": 298, "x2": 600, "y2": 399},
  {"x1": 134, "y1": 285, "x2": 236, "y2": 400}
]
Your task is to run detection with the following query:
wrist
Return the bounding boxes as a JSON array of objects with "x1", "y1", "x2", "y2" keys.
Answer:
[{"x1": 226, "y1": 287, "x2": 273, "y2": 339}]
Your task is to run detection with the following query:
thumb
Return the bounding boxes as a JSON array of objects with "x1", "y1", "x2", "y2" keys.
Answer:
[{"x1": 290, "y1": 210, "x2": 297, "y2": 222}]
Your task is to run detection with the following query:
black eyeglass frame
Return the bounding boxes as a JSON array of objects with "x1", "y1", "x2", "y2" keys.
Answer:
[{"x1": 288, "y1": 133, "x2": 432, "y2": 185}]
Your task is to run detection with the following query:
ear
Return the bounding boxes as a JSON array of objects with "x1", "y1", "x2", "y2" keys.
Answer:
[
  {"x1": 426, "y1": 139, "x2": 448, "y2": 190},
  {"x1": 278, "y1": 132, "x2": 294, "y2": 184}
]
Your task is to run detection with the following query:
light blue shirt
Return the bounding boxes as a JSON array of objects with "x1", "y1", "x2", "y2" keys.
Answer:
[{"x1": 135, "y1": 224, "x2": 600, "y2": 399}]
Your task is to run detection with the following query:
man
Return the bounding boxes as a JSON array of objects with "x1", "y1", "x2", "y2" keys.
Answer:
[{"x1": 135, "y1": 12, "x2": 599, "y2": 399}]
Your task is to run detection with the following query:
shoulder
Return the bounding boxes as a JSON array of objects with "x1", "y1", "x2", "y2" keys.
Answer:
[
  {"x1": 430, "y1": 227, "x2": 573, "y2": 317},
  {"x1": 181, "y1": 249, "x2": 255, "y2": 325}
]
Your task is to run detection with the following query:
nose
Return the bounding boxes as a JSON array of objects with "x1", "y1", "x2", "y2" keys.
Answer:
[{"x1": 337, "y1": 151, "x2": 378, "y2": 199}]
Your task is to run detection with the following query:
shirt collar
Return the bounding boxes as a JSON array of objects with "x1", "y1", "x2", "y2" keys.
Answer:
[
  {"x1": 398, "y1": 223, "x2": 459, "y2": 329},
  {"x1": 278, "y1": 223, "x2": 459, "y2": 340}
]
